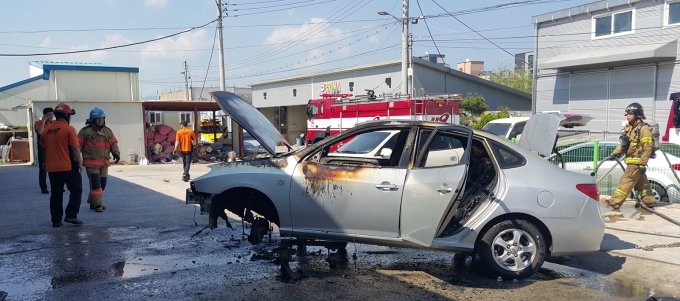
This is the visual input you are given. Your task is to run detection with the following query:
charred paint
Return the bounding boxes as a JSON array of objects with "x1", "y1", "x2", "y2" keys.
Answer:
[{"x1": 298, "y1": 163, "x2": 370, "y2": 197}]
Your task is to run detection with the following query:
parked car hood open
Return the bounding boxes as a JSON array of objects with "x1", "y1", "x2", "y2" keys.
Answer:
[
  {"x1": 518, "y1": 113, "x2": 592, "y2": 157},
  {"x1": 211, "y1": 91, "x2": 291, "y2": 155}
]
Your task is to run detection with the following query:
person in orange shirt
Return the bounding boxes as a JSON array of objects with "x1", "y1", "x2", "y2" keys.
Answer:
[
  {"x1": 40, "y1": 103, "x2": 84, "y2": 228},
  {"x1": 35, "y1": 107, "x2": 54, "y2": 194},
  {"x1": 173, "y1": 120, "x2": 196, "y2": 182}
]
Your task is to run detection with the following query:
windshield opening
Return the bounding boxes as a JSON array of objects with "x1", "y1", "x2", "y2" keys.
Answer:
[
  {"x1": 482, "y1": 123, "x2": 511, "y2": 137},
  {"x1": 335, "y1": 131, "x2": 391, "y2": 154}
]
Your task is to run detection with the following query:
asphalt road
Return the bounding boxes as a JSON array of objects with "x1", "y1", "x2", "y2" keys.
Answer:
[{"x1": 0, "y1": 163, "x2": 675, "y2": 300}]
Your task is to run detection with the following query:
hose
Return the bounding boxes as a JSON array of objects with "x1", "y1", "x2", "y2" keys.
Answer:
[{"x1": 591, "y1": 154, "x2": 680, "y2": 227}]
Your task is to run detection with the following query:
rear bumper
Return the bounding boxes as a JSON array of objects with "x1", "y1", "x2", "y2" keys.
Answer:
[{"x1": 547, "y1": 199, "x2": 605, "y2": 256}]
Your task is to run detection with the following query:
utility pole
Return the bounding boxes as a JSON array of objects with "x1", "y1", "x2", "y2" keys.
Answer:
[
  {"x1": 183, "y1": 61, "x2": 190, "y2": 101},
  {"x1": 408, "y1": 33, "x2": 413, "y2": 97},
  {"x1": 215, "y1": 0, "x2": 226, "y2": 91},
  {"x1": 401, "y1": 0, "x2": 409, "y2": 96}
]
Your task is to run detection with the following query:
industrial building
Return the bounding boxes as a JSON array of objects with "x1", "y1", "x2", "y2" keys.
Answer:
[
  {"x1": 532, "y1": 0, "x2": 680, "y2": 138},
  {"x1": 250, "y1": 56, "x2": 532, "y2": 144},
  {"x1": 0, "y1": 61, "x2": 144, "y2": 164}
]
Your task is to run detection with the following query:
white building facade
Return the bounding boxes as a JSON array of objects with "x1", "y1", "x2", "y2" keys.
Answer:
[
  {"x1": 0, "y1": 61, "x2": 144, "y2": 163},
  {"x1": 533, "y1": 0, "x2": 680, "y2": 138}
]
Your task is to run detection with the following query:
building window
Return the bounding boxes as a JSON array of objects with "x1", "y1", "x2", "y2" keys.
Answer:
[
  {"x1": 430, "y1": 57, "x2": 438, "y2": 63},
  {"x1": 148, "y1": 111, "x2": 162, "y2": 124},
  {"x1": 667, "y1": 1, "x2": 680, "y2": 26},
  {"x1": 594, "y1": 10, "x2": 633, "y2": 38},
  {"x1": 180, "y1": 112, "x2": 191, "y2": 124},
  {"x1": 527, "y1": 55, "x2": 534, "y2": 71}
]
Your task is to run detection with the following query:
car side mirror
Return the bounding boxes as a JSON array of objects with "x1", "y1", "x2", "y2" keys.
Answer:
[{"x1": 379, "y1": 148, "x2": 393, "y2": 158}]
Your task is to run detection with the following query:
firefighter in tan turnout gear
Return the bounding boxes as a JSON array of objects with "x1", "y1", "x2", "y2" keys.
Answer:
[
  {"x1": 77, "y1": 108, "x2": 121, "y2": 212},
  {"x1": 602, "y1": 102, "x2": 657, "y2": 209}
]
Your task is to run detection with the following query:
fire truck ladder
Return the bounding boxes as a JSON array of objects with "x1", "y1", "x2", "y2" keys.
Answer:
[{"x1": 413, "y1": 98, "x2": 426, "y2": 121}]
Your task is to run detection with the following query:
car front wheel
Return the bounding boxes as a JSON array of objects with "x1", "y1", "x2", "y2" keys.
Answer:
[{"x1": 478, "y1": 219, "x2": 546, "y2": 279}]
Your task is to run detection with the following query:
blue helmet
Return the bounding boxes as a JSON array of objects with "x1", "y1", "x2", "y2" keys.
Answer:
[{"x1": 89, "y1": 107, "x2": 105, "y2": 121}]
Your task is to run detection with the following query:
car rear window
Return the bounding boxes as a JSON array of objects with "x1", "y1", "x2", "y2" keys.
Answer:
[
  {"x1": 483, "y1": 123, "x2": 511, "y2": 137},
  {"x1": 490, "y1": 142, "x2": 526, "y2": 169}
]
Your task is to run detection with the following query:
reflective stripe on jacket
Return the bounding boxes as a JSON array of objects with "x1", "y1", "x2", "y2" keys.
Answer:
[{"x1": 77, "y1": 125, "x2": 121, "y2": 167}]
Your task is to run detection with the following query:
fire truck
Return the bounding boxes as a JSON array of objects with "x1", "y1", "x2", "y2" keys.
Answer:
[{"x1": 305, "y1": 90, "x2": 462, "y2": 145}]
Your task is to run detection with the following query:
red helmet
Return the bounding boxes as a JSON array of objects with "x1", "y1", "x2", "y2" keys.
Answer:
[{"x1": 54, "y1": 103, "x2": 76, "y2": 115}]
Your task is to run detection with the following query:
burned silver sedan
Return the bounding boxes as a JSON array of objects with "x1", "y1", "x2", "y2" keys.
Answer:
[{"x1": 187, "y1": 91, "x2": 605, "y2": 279}]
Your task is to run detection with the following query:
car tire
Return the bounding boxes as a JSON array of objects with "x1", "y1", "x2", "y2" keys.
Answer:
[{"x1": 478, "y1": 219, "x2": 546, "y2": 280}]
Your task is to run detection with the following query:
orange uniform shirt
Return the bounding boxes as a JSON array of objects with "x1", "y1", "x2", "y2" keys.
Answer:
[
  {"x1": 40, "y1": 120, "x2": 80, "y2": 172},
  {"x1": 34, "y1": 120, "x2": 53, "y2": 146},
  {"x1": 176, "y1": 128, "x2": 196, "y2": 152}
]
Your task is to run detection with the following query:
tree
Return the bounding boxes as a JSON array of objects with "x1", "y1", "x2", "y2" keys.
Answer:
[
  {"x1": 475, "y1": 106, "x2": 514, "y2": 129},
  {"x1": 460, "y1": 93, "x2": 488, "y2": 117},
  {"x1": 489, "y1": 60, "x2": 533, "y2": 94}
]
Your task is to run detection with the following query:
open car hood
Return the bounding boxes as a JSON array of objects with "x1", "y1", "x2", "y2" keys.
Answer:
[
  {"x1": 210, "y1": 91, "x2": 290, "y2": 155},
  {"x1": 518, "y1": 113, "x2": 592, "y2": 157}
]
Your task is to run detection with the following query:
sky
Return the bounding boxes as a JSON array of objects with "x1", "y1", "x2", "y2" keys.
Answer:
[{"x1": 0, "y1": 0, "x2": 594, "y2": 99}]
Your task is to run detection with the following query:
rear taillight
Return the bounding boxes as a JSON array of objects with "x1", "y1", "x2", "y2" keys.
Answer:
[
  {"x1": 576, "y1": 184, "x2": 599, "y2": 201},
  {"x1": 672, "y1": 164, "x2": 680, "y2": 171}
]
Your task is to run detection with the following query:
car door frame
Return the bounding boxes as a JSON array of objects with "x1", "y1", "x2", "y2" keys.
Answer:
[
  {"x1": 288, "y1": 125, "x2": 416, "y2": 238},
  {"x1": 400, "y1": 125, "x2": 474, "y2": 246}
]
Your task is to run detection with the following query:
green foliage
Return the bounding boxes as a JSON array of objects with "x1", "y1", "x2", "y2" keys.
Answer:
[
  {"x1": 16, "y1": 126, "x2": 28, "y2": 130},
  {"x1": 474, "y1": 106, "x2": 513, "y2": 128},
  {"x1": 460, "y1": 115, "x2": 476, "y2": 127},
  {"x1": 460, "y1": 93, "x2": 488, "y2": 117},
  {"x1": 489, "y1": 60, "x2": 533, "y2": 94}
]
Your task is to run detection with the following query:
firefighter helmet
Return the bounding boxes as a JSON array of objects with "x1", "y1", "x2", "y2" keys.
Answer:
[
  {"x1": 89, "y1": 107, "x2": 106, "y2": 121},
  {"x1": 625, "y1": 102, "x2": 645, "y2": 119},
  {"x1": 54, "y1": 103, "x2": 76, "y2": 115}
]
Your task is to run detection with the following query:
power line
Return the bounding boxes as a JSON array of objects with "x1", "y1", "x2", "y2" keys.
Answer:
[
  {"x1": 222, "y1": 0, "x2": 368, "y2": 70},
  {"x1": 0, "y1": 19, "x2": 217, "y2": 57},
  {"x1": 226, "y1": 0, "x2": 339, "y2": 17},
  {"x1": 227, "y1": 0, "x2": 330, "y2": 11},
  {"x1": 432, "y1": 0, "x2": 514, "y2": 58},
  {"x1": 198, "y1": 25, "x2": 219, "y2": 102},
  {"x1": 416, "y1": 0, "x2": 445, "y2": 64}
]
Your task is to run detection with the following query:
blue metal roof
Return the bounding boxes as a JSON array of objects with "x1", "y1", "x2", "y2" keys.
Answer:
[
  {"x1": 0, "y1": 75, "x2": 44, "y2": 93},
  {"x1": 29, "y1": 61, "x2": 139, "y2": 73},
  {"x1": 0, "y1": 61, "x2": 140, "y2": 94}
]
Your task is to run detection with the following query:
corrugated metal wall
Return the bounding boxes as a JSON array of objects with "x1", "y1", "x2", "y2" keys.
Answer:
[
  {"x1": 252, "y1": 64, "x2": 402, "y2": 108},
  {"x1": 414, "y1": 64, "x2": 531, "y2": 111},
  {"x1": 48, "y1": 71, "x2": 138, "y2": 102},
  {"x1": 252, "y1": 62, "x2": 530, "y2": 111},
  {"x1": 32, "y1": 101, "x2": 144, "y2": 163},
  {"x1": 0, "y1": 79, "x2": 49, "y2": 127},
  {"x1": 535, "y1": 0, "x2": 680, "y2": 137}
]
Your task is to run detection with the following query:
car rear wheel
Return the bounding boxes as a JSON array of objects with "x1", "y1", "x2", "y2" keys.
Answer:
[
  {"x1": 478, "y1": 219, "x2": 546, "y2": 279},
  {"x1": 648, "y1": 181, "x2": 669, "y2": 203}
]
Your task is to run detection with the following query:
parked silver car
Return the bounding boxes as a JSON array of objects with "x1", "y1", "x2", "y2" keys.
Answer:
[{"x1": 187, "y1": 92, "x2": 605, "y2": 279}]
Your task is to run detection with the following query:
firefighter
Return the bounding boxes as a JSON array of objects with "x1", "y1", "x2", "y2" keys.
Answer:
[
  {"x1": 602, "y1": 102, "x2": 656, "y2": 209},
  {"x1": 77, "y1": 108, "x2": 121, "y2": 212},
  {"x1": 40, "y1": 103, "x2": 84, "y2": 227},
  {"x1": 35, "y1": 107, "x2": 54, "y2": 194}
]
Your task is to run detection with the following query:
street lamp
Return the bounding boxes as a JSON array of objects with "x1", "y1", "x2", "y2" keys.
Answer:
[{"x1": 378, "y1": 9, "x2": 411, "y2": 97}]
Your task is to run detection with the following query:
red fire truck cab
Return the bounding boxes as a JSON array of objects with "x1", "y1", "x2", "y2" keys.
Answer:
[{"x1": 305, "y1": 91, "x2": 462, "y2": 145}]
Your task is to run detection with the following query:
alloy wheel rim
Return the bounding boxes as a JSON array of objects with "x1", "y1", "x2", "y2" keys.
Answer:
[{"x1": 491, "y1": 228, "x2": 537, "y2": 272}]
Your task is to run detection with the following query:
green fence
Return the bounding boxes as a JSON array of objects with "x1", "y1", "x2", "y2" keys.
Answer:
[{"x1": 509, "y1": 138, "x2": 680, "y2": 204}]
